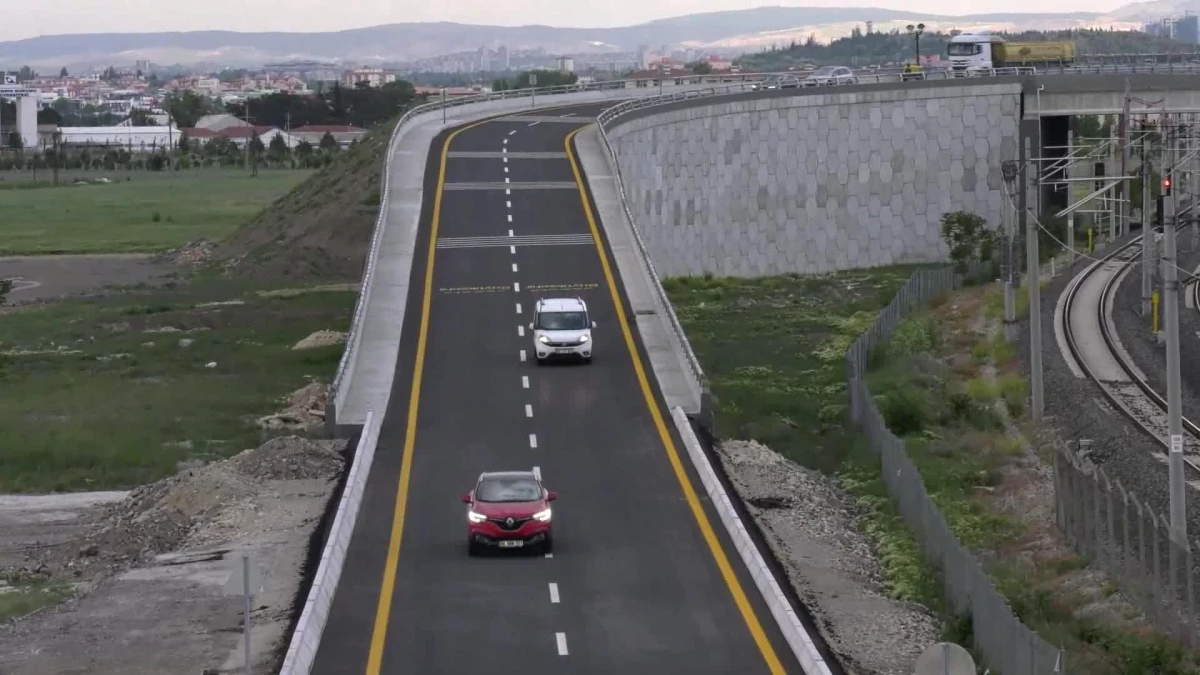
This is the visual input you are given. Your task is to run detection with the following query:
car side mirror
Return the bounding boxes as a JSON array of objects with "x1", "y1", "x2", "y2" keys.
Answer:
[
  {"x1": 591, "y1": 321, "x2": 597, "y2": 329},
  {"x1": 461, "y1": 493, "x2": 472, "y2": 504},
  {"x1": 546, "y1": 491, "x2": 559, "y2": 502}
]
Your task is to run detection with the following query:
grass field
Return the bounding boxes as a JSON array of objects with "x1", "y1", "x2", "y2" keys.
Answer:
[
  {"x1": 0, "y1": 169, "x2": 313, "y2": 255},
  {"x1": 0, "y1": 279, "x2": 355, "y2": 492}
]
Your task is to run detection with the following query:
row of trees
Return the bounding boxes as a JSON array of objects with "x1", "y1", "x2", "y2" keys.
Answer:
[{"x1": 739, "y1": 27, "x2": 1200, "y2": 70}]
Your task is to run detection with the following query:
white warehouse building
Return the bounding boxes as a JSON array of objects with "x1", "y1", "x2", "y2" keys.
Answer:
[{"x1": 57, "y1": 125, "x2": 182, "y2": 151}]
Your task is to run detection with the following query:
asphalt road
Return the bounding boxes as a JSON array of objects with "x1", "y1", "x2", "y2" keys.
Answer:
[{"x1": 312, "y1": 102, "x2": 802, "y2": 674}]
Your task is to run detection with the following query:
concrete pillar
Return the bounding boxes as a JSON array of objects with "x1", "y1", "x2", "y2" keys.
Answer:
[{"x1": 16, "y1": 96, "x2": 37, "y2": 151}]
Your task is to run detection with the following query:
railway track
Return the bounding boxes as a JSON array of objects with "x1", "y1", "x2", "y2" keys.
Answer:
[{"x1": 1059, "y1": 222, "x2": 1200, "y2": 483}]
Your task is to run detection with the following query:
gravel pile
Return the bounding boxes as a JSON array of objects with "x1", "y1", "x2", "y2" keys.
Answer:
[
  {"x1": 159, "y1": 239, "x2": 216, "y2": 265},
  {"x1": 25, "y1": 436, "x2": 345, "y2": 580},
  {"x1": 718, "y1": 439, "x2": 940, "y2": 675},
  {"x1": 257, "y1": 380, "x2": 327, "y2": 433}
]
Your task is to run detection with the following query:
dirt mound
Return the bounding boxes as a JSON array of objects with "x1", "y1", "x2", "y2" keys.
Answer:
[
  {"x1": 257, "y1": 380, "x2": 327, "y2": 433},
  {"x1": 292, "y1": 330, "x2": 345, "y2": 350},
  {"x1": 29, "y1": 436, "x2": 345, "y2": 579},
  {"x1": 213, "y1": 120, "x2": 395, "y2": 283},
  {"x1": 159, "y1": 239, "x2": 216, "y2": 265}
]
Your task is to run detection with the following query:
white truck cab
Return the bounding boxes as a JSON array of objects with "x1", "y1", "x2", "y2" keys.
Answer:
[
  {"x1": 530, "y1": 297, "x2": 596, "y2": 364},
  {"x1": 946, "y1": 31, "x2": 1000, "y2": 73}
]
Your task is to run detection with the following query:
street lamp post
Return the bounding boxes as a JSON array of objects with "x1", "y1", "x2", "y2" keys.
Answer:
[{"x1": 906, "y1": 23, "x2": 926, "y2": 67}]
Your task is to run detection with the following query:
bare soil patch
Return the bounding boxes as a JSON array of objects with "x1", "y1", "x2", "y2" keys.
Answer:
[{"x1": 1, "y1": 254, "x2": 173, "y2": 306}]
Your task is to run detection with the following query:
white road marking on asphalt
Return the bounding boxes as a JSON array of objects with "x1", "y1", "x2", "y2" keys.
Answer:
[
  {"x1": 506, "y1": 200, "x2": 512, "y2": 208},
  {"x1": 532, "y1": 466, "x2": 541, "y2": 479},
  {"x1": 518, "y1": 325, "x2": 525, "y2": 337},
  {"x1": 520, "y1": 349, "x2": 527, "y2": 362},
  {"x1": 509, "y1": 130, "x2": 517, "y2": 135},
  {"x1": 516, "y1": 302, "x2": 522, "y2": 313},
  {"x1": 504, "y1": 166, "x2": 509, "y2": 173},
  {"x1": 522, "y1": 376, "x2": 530, "y2": 388},
  {"x1": 505, "y1": 176, "x2": 510, "y2": 183},
  {"x1": 508, "y1": 214, "x2": 513, "y2": 223},
  {"x1": 549, "y1": 583, "x2": 560, "y2": 603},
  {"x1": 526, "y1": 404, "x2": 533, "y2": 417},
  {"x1": 503, "y1": 156, "x2": 508, "y2": 163},
  {"x1": 529, "y1": 434, "x2": 538, "y2": 448},
  {"x1": 512, "y1": 263, "x2": 519, "y2": 272},
  {"x1": 528, "y1": 121, "x2": 541, "y2": 127},
  {"x1": 514, "y1": 282, "x2": 520, "y2": 292},
  {"x1": 510, "y1": 245, "x2": 516, "y2": 254},
  {"x1": 559, "y1": 113, "x2": 576, "y2": 117},
  {"x1": 544, "y1": 553, "x2": 553, "y2": 558},
  {"x1": 509, "y1": 229, "x2": 514, "y2": 237},
  {"x1": 506, "y1": 188, "x2": 511, "y2": 195},
  {"x1": 503, "y1": 139, "x2": 508, "y2": 145},
  {"x1": 556, "y1": 633, "x2": 568, "y2": 655}
]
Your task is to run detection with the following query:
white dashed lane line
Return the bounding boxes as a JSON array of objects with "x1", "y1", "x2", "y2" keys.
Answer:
[
  {"x1": 556, "y1": 632, "x2": 568, "y2": 656},
  {"x1": 509, "y1": 130, "x2": 517, "y2": 135},
  {"x1": 516, "y1": 302, "x2": 522, "y2": 313},
  {"x1": 529, "y1": 434, "x2": 538, "y2": 448},
  {"x1": 522, "y1": 376, "x2": 530, "y2": 388},
  {"x1": 510, "y1": 245, "x2": 516, "y2": 254},
  {"x1": 525, "y1": 404, "x2": 533, "y2": 418},
  {"x1": 508, "y1": 229, "x2": 514, "y2": 237},
  {"x1": 518, "y1": 325, "x2": 525, "y2": 337},
  {"x1": 506, "y1": 201, "x2": 512, "y2": 208},
  {"x1": 512, "y1": 263, "x2": 518, "y2": 272},
  {"x1": 513, "y1": 282, "x2": 520, "y2": 292},
  {"x1": 520, "y1": 349, "x2": 527, "y2": 362},
  {"x1": 548, "y1": 583, "x2": 559, "y2": 603}
]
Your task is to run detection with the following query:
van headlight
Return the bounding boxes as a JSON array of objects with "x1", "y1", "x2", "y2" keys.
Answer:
[
  {"x1": 538, "y1": 335, "x2": 550, "y2": 344},
  {"x1": 577, "y1": 335, "x2": 589, "y2": 343},
  {"x1": 532, "y1": 508, "x2": 552, "y2": 522},
  {"x1": 468, "y1": 510, "x2": 486, "y2": 523}
]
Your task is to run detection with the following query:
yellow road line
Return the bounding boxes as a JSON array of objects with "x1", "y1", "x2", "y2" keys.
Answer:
[
  {"x1": 564, "y1": 127, "x2": 787, "y2": 675},
  {"x1": 364, "y1": 117, "x2": 491, "y2": 673}
]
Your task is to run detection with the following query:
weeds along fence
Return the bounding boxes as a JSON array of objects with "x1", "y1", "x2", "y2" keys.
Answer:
[
  {"x1": 1055, "y1": 441, "x2": 1200, "y2": 648},
  {"x1": 845, "y1": 266, "x2": 1066, "y2": 674}
]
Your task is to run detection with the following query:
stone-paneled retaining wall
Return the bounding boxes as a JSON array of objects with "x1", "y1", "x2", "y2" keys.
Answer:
[{"x1": 605, "y1": 83, "x2": 1023, "y2": 277}]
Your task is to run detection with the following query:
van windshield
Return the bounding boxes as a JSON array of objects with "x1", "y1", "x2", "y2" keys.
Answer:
[{"x1": 536, "y1": 311, "x2": 587, "y2": 331}]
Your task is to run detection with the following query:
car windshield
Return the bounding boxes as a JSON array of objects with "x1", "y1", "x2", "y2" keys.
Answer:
[
  {"x1": 536, "y1": 310, "x2": 587, "y2": 331},
  {"x1": 810, "y1": 66, "x2": 836, "y2": 76},
  {"x1": 476, "y1": 476, "x2": 542, "y2": 503}
]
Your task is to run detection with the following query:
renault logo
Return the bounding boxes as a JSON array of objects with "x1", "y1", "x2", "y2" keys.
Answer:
[{"x1": 505, "y1": 517, "x2": 515, "y2": 527}]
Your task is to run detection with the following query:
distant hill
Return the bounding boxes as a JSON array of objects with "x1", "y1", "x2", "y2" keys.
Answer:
[{"x1": 0, "y1": 4, "x2": 1188, "y2": 70}]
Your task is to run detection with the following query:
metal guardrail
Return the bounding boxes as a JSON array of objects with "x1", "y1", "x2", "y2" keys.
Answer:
[{"x1": 329, "y1": 60, "x2": 1200, "y2": 425}]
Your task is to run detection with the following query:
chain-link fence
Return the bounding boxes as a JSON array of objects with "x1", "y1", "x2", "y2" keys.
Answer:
[
  {"x1": 845, "y1": 267, "x2": 1066, "y2": 674},
  {"x1": 1055, "y1": 440, "x2": 1200, "y2": 647}
]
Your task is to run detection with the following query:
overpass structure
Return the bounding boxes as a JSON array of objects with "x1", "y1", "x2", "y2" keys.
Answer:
[
  {"x1": 277, "y1": 70, "x2": 1200, "y2": 675},
  {"x1": 0, "y1": 83, "x2": 39, "y2": 150}
]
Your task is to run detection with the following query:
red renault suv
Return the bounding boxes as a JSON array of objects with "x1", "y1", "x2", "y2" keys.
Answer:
[{"x1": 462, "y1": 470, "x2": 557, "y2": 556}]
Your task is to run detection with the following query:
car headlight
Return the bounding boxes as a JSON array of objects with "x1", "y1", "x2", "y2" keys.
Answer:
[
  {"x1": 468, "y1": 510, "x2": 486, "y2": 523},
  {"x1": 538, "y1": 335, "x2": 550, "y2": 344},
  {"x1": 577, "y1": 335, "x2": 589, "y2": 343},
  {"x1": 532, "y1": 508, "x2": 552, "y2": 522}
]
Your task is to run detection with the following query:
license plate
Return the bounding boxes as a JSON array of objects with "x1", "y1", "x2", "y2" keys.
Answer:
[
  {"x1": 555, "y1": 348, "x2": 574, "y2": 354},
  {"x1": 498, "y1": 540, "x2": 524, "y2": 548}
]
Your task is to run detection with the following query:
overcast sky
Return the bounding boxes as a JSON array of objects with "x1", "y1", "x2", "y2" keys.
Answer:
[{"x1": 2, "y1": 0, "x2": 1133, "y2": 42}]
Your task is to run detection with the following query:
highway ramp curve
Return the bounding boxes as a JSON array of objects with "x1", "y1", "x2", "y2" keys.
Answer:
[{"x1": 310, "y1": 102, "x2": 808, "y2": 673}]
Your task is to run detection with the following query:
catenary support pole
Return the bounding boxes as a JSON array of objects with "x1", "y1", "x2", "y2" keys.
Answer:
[
  {"x1": 1143, "y1": 121, "x2": 1154, "y2": 316},
  {"x1": 1120, "y1": 80, "x2": 1132, "y2": 238},
  {"x1": 1003, "y1": 163, "x2": 1018, "y2": 343},
  {"x1": 1163, "y1": 122, "x2": 1188, "y2": 548},
  {"x1": 1068, "y1": 129, "x2": 1077, "y2": 266},
  {"x1": 1025, "y1": 136, "x2": 1045, "y2": 420}
]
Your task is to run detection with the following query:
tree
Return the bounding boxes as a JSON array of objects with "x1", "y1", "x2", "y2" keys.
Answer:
[
  {"x1": 37, "y1": 108, "x2": 61, "y2": 125},
  {"x1": 939, "y1": 210, "x2": 996, "y2": 275},
  {"x1": 165, "y1": 90, "x2": 214, "y2": 128},
  {"x1": 688, "y1": 61, "x2": 713, "y2": 74},
  {"x1": 59, "y1": 66, "x2": 68, "y2": 77},
  {"x1": 178, "y1": 133, "x2": 191, "y2": 155},
  {"x1": 319, "y1": 131, "x2": 340, "y2": 152},
  {"x1": 17, "y1": 65, "x2": 36, "y2": 82},
  {"x1": 129, "y1": 108, "x2": 159, "y2": 126},
  {"x1": 267, "y1": 132, "x2": 289, "y2": 162},
  {"x1": 7, "y1": 131, "x2": 22, "y2": 151},
  {"x1": 494, "y1": 70, "x2": 577, "y2": 91}
]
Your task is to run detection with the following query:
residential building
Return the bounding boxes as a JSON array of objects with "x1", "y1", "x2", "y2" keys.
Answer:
[
  {"x1": 555, "y1": 56, "x2": 575, "y2": 73},
  {"x1": 479, "y1": 46, "x2": 491, "y2": 71},
  {"x1": 497, "y1": 45, "x2": 511, "y2": 70},
  {"x1": 193, "y1": 113, "x2": 251, "y2": 132},
  {"x1": 341, "y1": 68, "x2": 396, "y2": 88}
]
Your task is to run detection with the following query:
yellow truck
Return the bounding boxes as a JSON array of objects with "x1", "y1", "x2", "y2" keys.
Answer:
[{"x1": 947, "y1": 31, "x2": 1075, "y2": 72}]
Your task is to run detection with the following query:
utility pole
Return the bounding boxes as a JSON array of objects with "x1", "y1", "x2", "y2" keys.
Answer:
[
  {"x1": 1142, "y1": 121, "x2": 1154, "y2": 316},
  {"x1": 1024, "y1": 136, "x2": 1045, "y2": 420},
  {"x1": 1002, "y1": 160, "x2": 1019, "y2": 343},
  {"x1": 1162, "y1": 119, "x2": 1188, "y2": 549},
  {"x1": 1068, "y1": 129, "x2": 1077, "y2": 265},
  {"x1": 1119, "y1": 80, "x2": 1132, "y2": 239}
]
